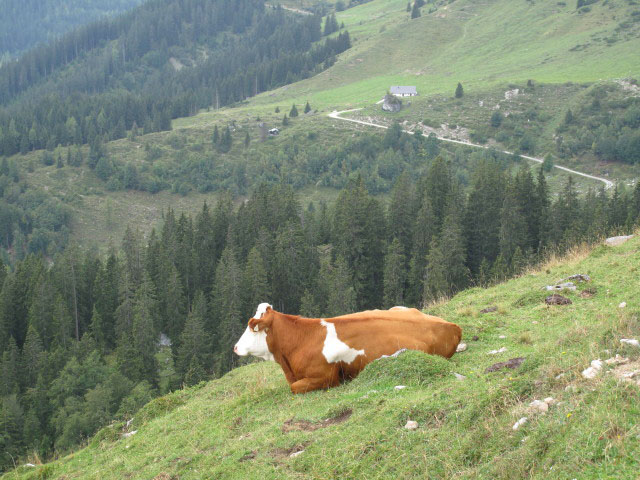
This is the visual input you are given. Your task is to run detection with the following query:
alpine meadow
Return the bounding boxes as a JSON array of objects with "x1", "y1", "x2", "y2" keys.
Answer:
[{"x1": 0, "y1": 0, "x2": 639, "y2": 478}]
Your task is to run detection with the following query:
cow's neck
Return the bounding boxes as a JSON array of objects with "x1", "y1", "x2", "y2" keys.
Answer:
[{"x1": 268, "y1": 311, "x2": 321, "y2": 360}]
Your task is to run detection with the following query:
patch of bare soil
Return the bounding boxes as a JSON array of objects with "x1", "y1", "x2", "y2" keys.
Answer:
[
  {"x1": 282, "y1": 409, "x2": 353, "y2": 433},
  {"x1": 579, "y1": 288, "x2": 597, "y2": 298},
  {"x1": 611, "y1": 359, "x2": 640, "y2": 387},
  {"x1": 485, "y1": 357, "x2": 526, "y2": 373},
  {"x1": 238, "y1": 451, "x2": 256, "y2": 462},
  {"x1": 271, "y1": 441, "x2": 311, "y2": 459}
]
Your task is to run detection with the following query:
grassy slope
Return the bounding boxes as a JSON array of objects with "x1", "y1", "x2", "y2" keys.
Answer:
[{"x1": 8, "y1": 233, "x2": 640, "y2": 479}]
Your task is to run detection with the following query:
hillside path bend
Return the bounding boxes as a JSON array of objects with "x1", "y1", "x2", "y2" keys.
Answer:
[{"x1": 328, "y1": 109, "x2": 614, "y2": 189}]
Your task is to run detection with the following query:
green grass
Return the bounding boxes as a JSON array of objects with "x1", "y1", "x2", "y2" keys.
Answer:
[{"x1": 8, "y1": 232, "x2": 640, "y2": 479}]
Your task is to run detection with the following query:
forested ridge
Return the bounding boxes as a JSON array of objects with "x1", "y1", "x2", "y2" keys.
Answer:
[
  {"x1": 0, "y1": 0, "x2": 351, "y2": 155},
  {"x1": 0, "y1": 0, "x2": 144, "y2": 62},
  {"x1": 1, "y1": 157, "x2": 639, "y2": 469}
]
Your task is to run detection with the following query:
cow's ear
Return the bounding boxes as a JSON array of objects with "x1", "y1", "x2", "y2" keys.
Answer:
[{"x1": 249, "y1": 315, "x2": 272, "y2": 332}]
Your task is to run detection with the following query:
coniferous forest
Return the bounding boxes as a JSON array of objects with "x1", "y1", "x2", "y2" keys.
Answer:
[{"x1": 1, "y1": 156, "x2": 640, "y2": 468}]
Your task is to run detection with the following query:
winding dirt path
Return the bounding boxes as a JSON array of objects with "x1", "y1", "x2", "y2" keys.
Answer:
[{"x1": 328, "y1": 108, "x2": 614, "y2": 188}]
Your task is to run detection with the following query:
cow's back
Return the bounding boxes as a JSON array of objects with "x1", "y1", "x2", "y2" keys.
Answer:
[{"x1": 328, "y1": 308, "x2": 461, "y2": 375}]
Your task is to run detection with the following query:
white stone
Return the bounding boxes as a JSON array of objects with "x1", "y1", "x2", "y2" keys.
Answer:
[
  {"x1": 453, "y1": 373, "x2": 466, "y2": 380},
  {"x1": 404, "y1": 420, "x2": 418, "y2": 430},
  {"x1": 528, "y1": 400, "x2": 549, "y2": 414},
  {"x1": 512, "y1": 417, "x2": 528, "y2": 430},
  {"x1": 582, "y1": 359, "x2": 603, "y2": 379},
  {"x1": 619, "y1": 302, "x2": 627, "y2": 309},
  {"x1": 290, "y1": 450, "x2": 304, "y2": 458},
  {"x1": 456, "y1": 343, "x2": 467, "y2": 352},
  {"x1": 394, "y1": 385, "x2": 407, "y2": 390},
  {"x1": 543, "y1": 397, "x2": 556, "y2": 405},
  {"x1": 605, "y1": 235, "x2": 633, "y2": 246},
  {"x1": 621, "y1": 339, "x2": 640, "y2": 348},
  {"x1": 499, "y1": 335, "x2": 506, "y2": 339},
  {"x1": 605, "y1": 355, "x2": 629, "y2": 365},
  {"x1": 122, "y1": 430, "x2": 137, "y2": 438},
  {"x1": 488, "y1": 347, "x2": 507, "y2": 355},
  {"x1": 23, "y1": 464, "x2": 36, "y2": 468}
]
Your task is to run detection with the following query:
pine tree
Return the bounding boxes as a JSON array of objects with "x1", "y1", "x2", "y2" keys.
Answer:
[
  {"x1": 244, "y1": 130, "x2": 250, "y2": 148},
  {"x1": 282, "y1": 114, "x2": 289, "y2": 126},
  {"x1": 289, "y1": 104, "x2": 299, "y2": 118},
  {"x1": 304, "y1": 101, "x2": 311, "y2": 114},
  {"x1": 455, "y1": 82, "x2": 464, "y2": 98},
  {"x1": 383, "y1": 238, "x2": 407, "y2": 307},
  {"x1": 499, "y1": 182, "x2": 528, "y2": 264},
  {"x1": 411, "y1": 2, "x2": 421, "y2": 18},
  {"x1": 388, "y1": 172, "x2": 416, "y2": 256},
  {"x1": 177, "y1": 291, "x2": 209, "y2": 385}
]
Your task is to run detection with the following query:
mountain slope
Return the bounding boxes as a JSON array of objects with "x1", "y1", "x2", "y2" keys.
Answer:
[
  {"x1": 262, "y1": 0, "x2": 640, "y2": 107},
  {"x1": 9, "y1": 233, "x2": 640, "y2": 479}
]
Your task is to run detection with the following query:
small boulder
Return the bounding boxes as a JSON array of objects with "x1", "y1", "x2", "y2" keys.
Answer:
[
  {"x1": 545, "y1": 294, "x2": 572, "y2": 306},
  {"x1": 404, "y1": 420, "x2": 418, "y2": 430},
  {"x1": 621, "y1": 338, "x2": 640, "y2": 348},
  {"x1": 122, "y1": 430, "x2": 138, "y2": 438},
  {"x1": 394, "y1": 385, "x2": 407, "y2": 390},
  {"x1": 456, "y1": 343, "x2": 467, "y2": 353},
  {"x1": 605, "y1": 355, "x2": 629, "y2": 366},
  {"x1": 567, "y1": 274, "x2": 590, "y2": 282},
  {"x1": 453, "y1": 372, "x2": 466, "y2": 380},
  {"x1": 528, "y1": 400, "x2": 549, "y2": 414},
  {"x1": 290, "y1": 450, "x2": 304, "y2": 458},
  {"x1": 480, "y1": 306, "x2": 498, "y2": 314},
  {"x1": 472, "y1": 335, "x2": 480, "y2": 341},
  {"x1": 512, "y1": 417, "x2": 528, "y2": 430},
  {"x1": 545, "y1": 282, "x2": 576, "y2": 292},
  {"x1": 605, "y1": 235, "x2": 633, "y2": 246}
]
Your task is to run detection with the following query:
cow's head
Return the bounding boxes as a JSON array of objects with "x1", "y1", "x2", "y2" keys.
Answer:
[{"x1": 233, "y1": 303, "x2": 274, "y2": 361}]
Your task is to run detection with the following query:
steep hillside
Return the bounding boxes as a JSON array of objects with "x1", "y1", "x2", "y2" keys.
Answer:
[
  {"x1": 0, "y1": 0, "x2": 144, "y2": 63},
  {"x1": 9, "y1": 233, "x2": 640, "y2": 479}
]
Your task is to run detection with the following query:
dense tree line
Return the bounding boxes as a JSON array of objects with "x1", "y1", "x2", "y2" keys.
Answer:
[
  {"x1": 0, "y1": 0, "x2": 144, "y2": 61},
  {"x1": 1, "y1": 167, "x2": 639, "y2": 469},
  {"x1": 0, "y1": 158, "x2": 72, "y2": 262},
  {"x1": 555, "y1": 87, "x2": 640, "y2": 164},
  {"x1": 0, "y1": 0, "x2": 351, "y2": 156}
]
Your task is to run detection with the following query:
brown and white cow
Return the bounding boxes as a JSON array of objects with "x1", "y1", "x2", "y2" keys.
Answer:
[{"x1": 233, "y1": 303, "x2": 462, "y2": 394}]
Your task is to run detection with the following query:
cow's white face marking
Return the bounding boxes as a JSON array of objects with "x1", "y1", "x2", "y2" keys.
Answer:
[
  {"x1": 254, "y1": 302, "x2": 271, "y2": 319},
  {"x1": 234, "y1": 326, "x2": 274, "y2": 361},
  {"x1": 234, "y1": 302, "x2": 274, "y2": 361},
  {"x1": 320, "y1": 320, "x2": 365, "y2": 364}
]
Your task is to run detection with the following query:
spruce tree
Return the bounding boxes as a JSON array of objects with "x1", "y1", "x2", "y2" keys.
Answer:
[
  {"x1": 423, "y1": 238, "x2": 447, "y2": 304},
  {"x1": 411, "y1": 2, "x2": 421, "y2": 18},
  {"x1": 407, "y1": 197, "x2": 437, "y2": 305},
  {"x1": 244, "y1": 130, "x2": 250, "y2": 148},
  {"x1": 325, "y1": 255, "x2": 357, "y2": 317},
  {"x1": 304, "y1": 101, "x2": 311, "y2": 114},
  {"x1": 499, "y1": 182, "x2": 528, "y2": 264},
  {"x1": 212, "y1": 125, "x2": 219, "y2": 146},
  {"x1": 282, "y1": 114, "x2": 289, "y2": 126},
  {"x1": 0, "y1": 337, "x2": 19, "y2": 396},
  {"x1": 300, "y1": 289, "x2": 321, "y2": 318},
  {"x1": 383, "y1": 238, "x2": 407, "y2": 307},
  {"x1": 243, "y1": 247, "x2": 271, "y2": 318},
  {"x1": 177, "y1": 291, "x2": 209, "y2": 385},
  {"x1": 455, "y1": 82, "x2": 464, "y2": 98},
  {"x1": 211, "y1": 246, "x2": 243, "y2": 376},
  {"x1": 20, "y1": 325, "x2": 44, "y2": 389},
  {"x1": 289, "y1": 104, "x2": 299, "y2": 117}
]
